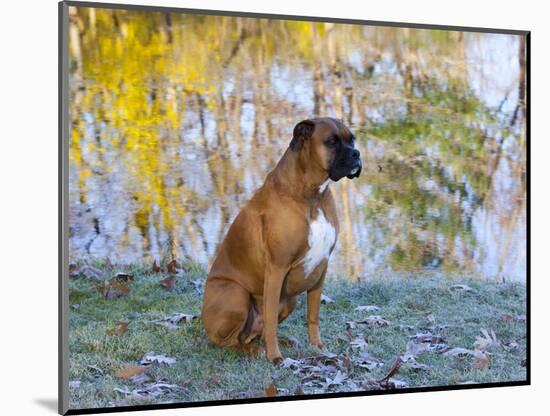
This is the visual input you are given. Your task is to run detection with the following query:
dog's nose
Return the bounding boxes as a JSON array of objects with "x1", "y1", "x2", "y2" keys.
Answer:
[{"x1": 352, "y1": 149, "x2": 360, "y2": 159}]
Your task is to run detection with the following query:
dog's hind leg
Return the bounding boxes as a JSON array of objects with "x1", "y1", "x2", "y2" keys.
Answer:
[{"x1": 201, "y1": 277, "x2": 252, "y2": 348}]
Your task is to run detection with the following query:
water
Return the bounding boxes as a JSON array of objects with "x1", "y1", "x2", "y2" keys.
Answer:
[{"x1": 68, "y1": 8, "x2": 527, "y2": 281}]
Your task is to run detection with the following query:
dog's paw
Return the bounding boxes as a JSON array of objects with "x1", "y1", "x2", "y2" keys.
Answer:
[
  {"x1": 266, "y1": 350, "x2": 283, "y2": 364},
  {"x1": 271, "y1": 356, "x2": 283, "y2": 365}
]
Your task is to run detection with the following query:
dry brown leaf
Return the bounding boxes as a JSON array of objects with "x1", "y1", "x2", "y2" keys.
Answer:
[
  {"x1": 114, "y1": 273, "x2": 134, "y2": 282},
  {"x1": 107, "y1": 322, "x2": 129, "y2": 336},
  {"x1": 112, "y1": 281, "x2": 130, "y2": 297},
  {"x1": 115, "y1": 366, "x2": 147, "y2": 379},
  {"x1": 159, "y1": 276, "x2": 176, "y2": 291},
  {"x1": 378, "y1": 356, "x2": 402, "y2": 384},
  {"x1": 97, "y1": 279, "x2": 130, "y2": 299},
  {"x1": 265, "y1": 383, "x2": 277, "y2": 397},
  {"x1": 474, "y1": 328, "x2": 500, "y2": 351},
  {"x1": 152, "y1": 260, "x2": 161, "y2": 274},
  {"x1": 472, "y1": 350, "x2": 491, "y2": 369},
  {"x1": 166, "y1": 259, "x2": 181, "y2": 274}
]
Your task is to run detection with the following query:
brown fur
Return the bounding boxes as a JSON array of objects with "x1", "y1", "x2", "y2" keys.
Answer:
[{"x1": 201, "y1": 118, "x2": 356, "y2": 363}]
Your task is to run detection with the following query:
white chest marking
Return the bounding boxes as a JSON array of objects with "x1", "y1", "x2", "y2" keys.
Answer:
[
  {"x1": 302, "y1": 209, "x2": 336, "y2": 277},
  {"x1": 319, "y1": 179, "x2": 330, "y2": 194}
]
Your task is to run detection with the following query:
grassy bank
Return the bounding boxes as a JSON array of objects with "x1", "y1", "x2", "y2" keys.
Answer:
[{"x1": 67, "y1": 260, "x2": 527, "y2": 410}]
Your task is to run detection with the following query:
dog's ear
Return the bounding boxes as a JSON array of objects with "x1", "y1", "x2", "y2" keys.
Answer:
[{"x1": 290, "y1": 119, "x2": 315, "y2": 151}]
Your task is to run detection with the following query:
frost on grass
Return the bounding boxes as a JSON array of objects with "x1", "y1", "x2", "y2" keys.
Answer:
[{"x1": 67, "y1": 262, "x2": 527, "y2": 408}]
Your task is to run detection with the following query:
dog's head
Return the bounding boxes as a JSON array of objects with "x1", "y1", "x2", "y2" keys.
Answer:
[{"x1": 290, "y1": 117, "x2": 362, "y2": 181}]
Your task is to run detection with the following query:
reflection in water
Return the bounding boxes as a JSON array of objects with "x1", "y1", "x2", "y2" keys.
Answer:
[{"x1": 68, "y1": 7, "x2": 527, "y2": 281}]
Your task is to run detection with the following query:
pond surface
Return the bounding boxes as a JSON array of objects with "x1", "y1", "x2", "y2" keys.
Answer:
[{"x1": 68, "y1": 8, "x2": 527, "y2": 281}]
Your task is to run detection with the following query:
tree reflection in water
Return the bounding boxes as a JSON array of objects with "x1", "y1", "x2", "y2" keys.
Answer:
[{"x1": 68, "y1": 7, "x2": 527, "y2": 281}]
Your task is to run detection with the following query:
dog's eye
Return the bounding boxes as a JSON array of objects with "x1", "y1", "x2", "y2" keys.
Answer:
[{"x1": 325, "y1": 136, "x2": 338, "y2": 147}]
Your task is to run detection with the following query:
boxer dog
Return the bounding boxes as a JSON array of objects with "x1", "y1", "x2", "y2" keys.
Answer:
[{"x1": 201, "y1": 117, "x2": 362, "y2": 363}]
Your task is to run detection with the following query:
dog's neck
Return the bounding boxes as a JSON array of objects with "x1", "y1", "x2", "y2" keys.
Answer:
[{"x1": 270, "y1": 147, "x2": 330, "y2": 201}]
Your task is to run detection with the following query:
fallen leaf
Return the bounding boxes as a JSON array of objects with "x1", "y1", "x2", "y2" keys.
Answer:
[
  {"x1": 345, "y1": 321, "x2": 357, "y2": 329},
  {"x1": 354, "y1": 350, "x2": 384, "y2": 370},
  {"x1": 409, "y1": 332, "x2": 446, "y2": 345},
  {"x1": 323, "y1": 371, "x2": 346, "y2": 389},
  {"x1": 474, "y1": 328, "x2": 500, "y2": 351},
  {"x1": 130, "y1": 372, "x2": 151, "y2": 385},
  {"x1": 321, "y1": 294, "x2": 335, "y2": 304},
  {"x1": 472, "y1": 350, "x2": 491, "y2": 369},
  {"x1": 280, "y1": 357, "x2": 301, "y2": 370},
  {"x1": 166, "y1": 259, "x2": 181, "y2": 274},
  {"x1": 378, "y1": 356, "x2": 402, "y2": 384},
  {"x1": 114, "y1": 381, "x2": 181, "y2": 402},
  {"x1": 401, "y1": 355, "x2": 430, "y2": 371},
  {"x1": 443, "y1": 347, "x2": 475, "y2": 358},
  {"x1": 152, "y1": 260, "x2": 161, "y2": 273},
  {"x1": 449, "y1": 284, "x2": 476, "y2": 294},
  {"x1": 265, "y1": 383, "x2": 277, "y2": 397},
  {"x1": 114, "y1": 272, "x2": 134, "y2": 282},
  {"x1": 350, "y1": 336, "x2": 369, "y2": 351},
  {"x1": 342, "y1": 355, "x2": 353, "y2": 370},
  {"x1": 386, "y1": 378, "x2": 409, "y2": 389},
  {"x1": 159, "y1": 276, "x2": 176, "y2": 291},
  {"x1": 115, "y1": 366, "x2": 147, "y2": 379},
  {"x1": 153, "y1": 313, "x2": 197, "y2": 329},
  {"x1": 107, "y1": 322, "x2": 129, "y2": 336},
  {"x1": 140, "y1": 352, "x2": 176, "y2": 367},
  {"x1": 87, "y1": 365, "x2": 104, "y2": 376},
  {"x1": 354, "y1": 305, "x2": 380, "y2": 313},
  {"x1": 97, "y1": 279, "x2": 130, "y2": 299},
  {"x1": 357, "y1": 315, "x2": 391, "y2": 327}
]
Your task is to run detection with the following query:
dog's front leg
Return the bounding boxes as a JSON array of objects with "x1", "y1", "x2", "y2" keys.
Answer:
[
  {"x1": 307, "y1": 269, "x2": 326, "y2": 349},
  {"x1": 263, "y1": 263, "x2": 286, "y2": 364}
]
